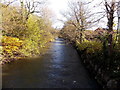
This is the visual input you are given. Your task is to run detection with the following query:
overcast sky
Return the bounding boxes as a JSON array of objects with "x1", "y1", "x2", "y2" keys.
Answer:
[
  {"x1": 2, "y1": 0, "x2": 119, "y2": 30},
  {"x1": 47, "y1": 0, "x2": 69, "y2": 29},
  {"x1": 48, "y1": 0, "x2": 118, "y2": 30},
  {"x1": 48, "y1": 0, "x2": 107, "y2": 29}
]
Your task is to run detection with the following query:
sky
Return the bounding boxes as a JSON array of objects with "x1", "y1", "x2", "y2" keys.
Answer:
[
  {"x1": 48, "y1": 0, "x2": 69, "y2": 29},
  {"x1": 1, "y1": 0, "x2": 119, "y2": 30},
  {"x1": 47, "y1": 0, "x2": 106, "y2": 29},
  {"x1": 47, "y1": 0, "x2": 119, "y2": 30}
]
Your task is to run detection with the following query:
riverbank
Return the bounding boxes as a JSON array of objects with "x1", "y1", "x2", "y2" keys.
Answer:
[
  {"x1": 1, "y1": 4, "x2": 56, "y2": 65},
  {"x1": 59, "y1": 37, "x2": 120, "y2": 88},
  {"x1": 1, "y1": 36, "x2": 55, "y2": 65}
]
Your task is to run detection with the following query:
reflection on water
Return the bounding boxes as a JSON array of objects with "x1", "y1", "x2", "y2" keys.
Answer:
[{"x1": 2, "y1": 38, "x2": 100, "y2": 88}]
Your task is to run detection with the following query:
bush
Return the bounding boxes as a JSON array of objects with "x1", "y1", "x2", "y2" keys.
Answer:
[
  {"x1": 76, "y1": 40, "x2": 103, "y2": 54},
  {"x1": 20, "y1": 15, "x2": 54, "y2": 57},
  {"x1": 76, "y1": 39, "x2": 120, "y2": 88},
  {"x1": 1, "y1": 36, "x2": 23, "y2": 64}
]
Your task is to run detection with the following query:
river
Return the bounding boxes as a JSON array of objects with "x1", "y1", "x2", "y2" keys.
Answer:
[{"x1": 2, "y1": 38, "x2": 101, "y2": 88}]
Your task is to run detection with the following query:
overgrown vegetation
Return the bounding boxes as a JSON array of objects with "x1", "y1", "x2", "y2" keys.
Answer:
[
  {"x1": 0, "y1": 2, "x2": 55, "y2": 64},
  {"x1": 60, "y1": 0, "x2": 120, "y2": 88},
  {"x1": 60, "y1": 26, "x2": 120, "y2": 88},
  {"x1": 76, "y1": 38, "x2": 120, "y2": 88}
]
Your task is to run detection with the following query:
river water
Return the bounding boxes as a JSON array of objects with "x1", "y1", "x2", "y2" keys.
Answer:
[{"x1": 2, "y1": 38, "x2": 101, "y2": 88}]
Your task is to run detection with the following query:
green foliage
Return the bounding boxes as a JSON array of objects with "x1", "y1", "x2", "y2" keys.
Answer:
[
  {"x1": 1, "y1": 4, "x2": 55, "y2": 64},
  {"x1": 76, "y1": 40, "x2": 103, "y2": 53},
  {"x1": 76, "y1": 36, "x2": 120, "y2": 86},
  {"x1": 20, "y1": 15, "x2": 54, "y2": 57},
  {"x1": 60, "y1": 19, "x2": 120, "y2": 86}
]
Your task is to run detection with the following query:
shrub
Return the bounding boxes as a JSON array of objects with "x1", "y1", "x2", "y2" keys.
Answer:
[
  {"x1": 76, "y1": 40, "x2": 103, "y2": 54},
  {"x1": 1, "y1": 36, "x2": 23, "y2": 64}
]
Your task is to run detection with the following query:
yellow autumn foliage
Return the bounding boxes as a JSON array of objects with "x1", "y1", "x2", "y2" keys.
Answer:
[
  {"x1": 2, "y1": 36, "x2": 23, "y2": 54},
  {"x1": 2, "y1": 36, "x2": 23, "y2": 47}
]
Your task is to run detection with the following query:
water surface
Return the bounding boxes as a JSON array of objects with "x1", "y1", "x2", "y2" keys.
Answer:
[{"x1": 2, "y1": 38, "x2": 100, "y2": 88}]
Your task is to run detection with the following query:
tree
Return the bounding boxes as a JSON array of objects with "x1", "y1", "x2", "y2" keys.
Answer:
[
  {"x1": 1, "y1": 2, "x2": 54, "y2": 58},
  {"x1": 19, "y1": 0, "x2": 46, "y2": 21},
  {"x1": 117, "y1": 1, "x2": 120, "y2": 42},
  {"x1": 39, "y1": 7, "x2": 54, "y2": 32},
  {"x1": 104, "y1": 0, "x2": 116, "y2": 58},
  {"x1": 61, "y1": 0, "x2": 93, "y2": 43},
  {"x1": 1, "y1": 0, "x2": 17, "y2": 7},
  {"x1": 2, "y1": 4, "x2": 27, "y2": 37},
  {"x1": 60, "y1": 20, "x2": 76, "y2": 41}
]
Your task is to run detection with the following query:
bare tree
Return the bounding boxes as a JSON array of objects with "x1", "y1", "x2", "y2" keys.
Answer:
[
  {"x1": 1, "y1": 0, "x2": 46, "y2": 21},
  {"x1": 61, "y1": 0, "x2": 93, "y2": 43},
  {"x1": 23, "y1": 0, "x2": 46, "y2": 20},
  {"x1": 2, "y1": 0, "x2": 18, "y2": 7}
]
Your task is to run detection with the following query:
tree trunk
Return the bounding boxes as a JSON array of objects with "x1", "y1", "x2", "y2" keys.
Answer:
[
  {"x1": 80, "y1": 32, "x2": 82, "y2": 43},
  {"x1": 107, "y1": 14, "x2": 113, "y2": 57},
  {"x1": 107, "y1": 11, "x2": 114, "y2": 68},
  {"x1": 108, "y1": 34, "x2": 113, "y2": 57}
]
